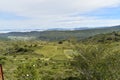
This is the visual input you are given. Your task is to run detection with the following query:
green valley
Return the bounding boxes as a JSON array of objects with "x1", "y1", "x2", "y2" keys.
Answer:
[{"x1": 0, "y1": 29, "x2": 119, "y2": 80}]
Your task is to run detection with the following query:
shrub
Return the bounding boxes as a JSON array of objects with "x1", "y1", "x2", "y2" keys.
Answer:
[{"x1": 71, "y1": 44, "x2": 120, "y2": 80}]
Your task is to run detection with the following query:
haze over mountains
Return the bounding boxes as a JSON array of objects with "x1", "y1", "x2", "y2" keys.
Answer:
[
  {"x1": 0, "y1": 27, "x2": 90, "y2": 33},
  {"x1": 0, "y1": 26, "x2": 117, "y2": 33},
  {"x1": 0, "y1": 25, "x2": 120, "y2": 41}
]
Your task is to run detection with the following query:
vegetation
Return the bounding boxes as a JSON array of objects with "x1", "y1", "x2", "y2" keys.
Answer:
[
  {"x1": 71, "y1": 44, "x2": 120, "y2": 80},
  {"x1": 0, "y1": 31, "x2": 120, "y2": 80},
  {"x1": 1, "y1": 25, "x2": 120, "y2": 41}
]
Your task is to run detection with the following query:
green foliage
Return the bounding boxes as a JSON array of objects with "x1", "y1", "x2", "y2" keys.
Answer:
[
  {"x1": 0, "y1": 57, "x2": 7, "y2": 65},
  {"x1": 0, "y1": 31, "x2": 120, "y2": 80},
  {"x1": 15, "y1": 62, "x2": 39, "y2": 80},
  {"x1": 102, "y1": 53, "x2": 120, "y2": 79},
  {"x1": 1, "y1": 25, "x2": 120, "y2": 41},
  {"x1": 84, "y1": 31, "x2": 120, "y2": 43},
  {"x1": 15, "y1": 59, "x2": 76, "y2": 80},
  {"x1": 5, "y1": 43, "x2": 34, "y2": 55},
  {"x1": 71, "y1": 44, "x2": 120, "y2": 80}
]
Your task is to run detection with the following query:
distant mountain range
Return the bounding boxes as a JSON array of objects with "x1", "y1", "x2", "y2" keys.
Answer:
[
  {"x1": 0, "y1": 25, "x2": 120, "y2": 41},
  {"x1": 47, "y1": 27, "x2": 90, "y2": 31},
  {"x1": 0, "y1": 27, "x2": 90, "y2": 33},
  {"x1": 0, "y1": 29, "x2": 45, "y2": 33}
]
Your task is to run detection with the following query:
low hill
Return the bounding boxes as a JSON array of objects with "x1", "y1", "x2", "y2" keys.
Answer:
[
  {"x1": 0, "y1": 25, "x2": 120, "y2": 41},
  {"x1": 82, "y1": 31, "x2": 120, "y2": 43}
]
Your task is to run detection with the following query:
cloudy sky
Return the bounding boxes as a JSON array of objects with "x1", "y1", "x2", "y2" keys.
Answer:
[{"x1": 0, "y1": 0, "x2": 120, "y2": 29}]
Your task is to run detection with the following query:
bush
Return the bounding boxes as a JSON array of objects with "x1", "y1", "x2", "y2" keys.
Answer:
[
  {"x1": 15, "y1": 62, "x2": 40, "y2": 80},
  {"x1": 71, "y1": 44, "x2": 120, "y2": 80},
  {"x1": 0, "y1": 57, "x2": 7, "y2": 65}
]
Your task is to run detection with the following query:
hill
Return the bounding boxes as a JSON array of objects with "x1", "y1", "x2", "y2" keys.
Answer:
[
  {"x1": 0, "y1": 31, "x2": 119, "y2": 80},
  {"x1": 1, "y1": 25, "x2": 120, "y2": 41},
  {"x1": 83, "y1": 31, "x2": 120, "y2": 43}
]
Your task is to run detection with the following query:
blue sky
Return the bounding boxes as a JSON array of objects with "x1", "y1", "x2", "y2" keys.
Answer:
[
  {"x1": 0, "y1": 12, "x2": 29, "y2": 20},
  {"x1": 0, "y1": 0, "x2": 120, "y2": 29},
  {"x1": 81, "y1": 7, "x2": 120, "y2": 19}
]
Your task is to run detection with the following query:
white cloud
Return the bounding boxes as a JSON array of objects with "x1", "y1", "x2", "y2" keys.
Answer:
[{"x1": 0, "y1": 0, "x2": 120, "y2": 29}]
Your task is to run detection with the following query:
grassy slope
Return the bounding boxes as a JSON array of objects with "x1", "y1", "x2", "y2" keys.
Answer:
[
  {"x1": 0, "y1": 41, "x2": 75, "y2": 80},
  {"x1": 0, "y1": 31, "x2": 120, "y2": 80}
]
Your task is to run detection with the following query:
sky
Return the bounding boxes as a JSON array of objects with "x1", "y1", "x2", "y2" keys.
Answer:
[{"x1": 0, "y1": 0, "x2": 120, "y2": 29}]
